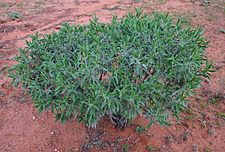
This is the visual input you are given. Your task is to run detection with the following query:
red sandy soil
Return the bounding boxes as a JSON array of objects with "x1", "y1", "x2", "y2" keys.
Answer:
[{"x1": 0, "y1": 0, "x2": 225, "y2": 151}]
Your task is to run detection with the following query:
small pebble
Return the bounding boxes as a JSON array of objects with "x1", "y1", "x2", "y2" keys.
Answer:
[
  {"x1": 33, "y1": 116, "x2": 35, "y2": 120},
  {"x1": 201, "y1": 120, "x2": 207, "y2": 127},
  {"x1": 208, "y1": 128, "x2": 215, "y2": 136},
  {"x1": 192, "y1": 144, "x2": 198, "y2": 152}
]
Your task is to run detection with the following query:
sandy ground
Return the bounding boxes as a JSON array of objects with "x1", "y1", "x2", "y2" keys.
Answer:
[{"x1": 0, "y1": 0, "x2": 225, "y2": 151}]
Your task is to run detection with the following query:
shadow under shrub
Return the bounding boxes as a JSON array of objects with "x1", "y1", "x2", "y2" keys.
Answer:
[{"x1": 9, "y1": 10, "x2": 213, "y2": 129}]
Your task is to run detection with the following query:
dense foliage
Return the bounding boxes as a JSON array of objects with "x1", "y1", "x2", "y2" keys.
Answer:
[{"x1": 10, "y1": 10, "x2": 212, "y2": 129}]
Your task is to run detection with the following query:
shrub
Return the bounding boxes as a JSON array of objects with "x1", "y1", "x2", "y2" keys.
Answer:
[
  {"x1": 8, "y1": 12, "x2": 22, "y2": 20},
  {"x1": 9, "y1": 10, "x2": 212, "y2": 129}
]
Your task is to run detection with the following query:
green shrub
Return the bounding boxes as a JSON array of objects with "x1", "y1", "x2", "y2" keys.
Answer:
[
  {"x1": 9, "y1": 10, "x2": 212, "y2": 128},
  {"x1": 8, "y1": 12, "x2": 22, "y2": 20}
]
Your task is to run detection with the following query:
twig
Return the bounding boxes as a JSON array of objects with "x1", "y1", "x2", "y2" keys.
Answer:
[{"x1": 129, "y1": 138, "x2": 140, "y2": 148}]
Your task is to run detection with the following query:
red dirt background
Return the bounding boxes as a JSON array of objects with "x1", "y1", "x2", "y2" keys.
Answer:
[{"x1": 0, "y1": 0, "x2": 225, "y2": 151}]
